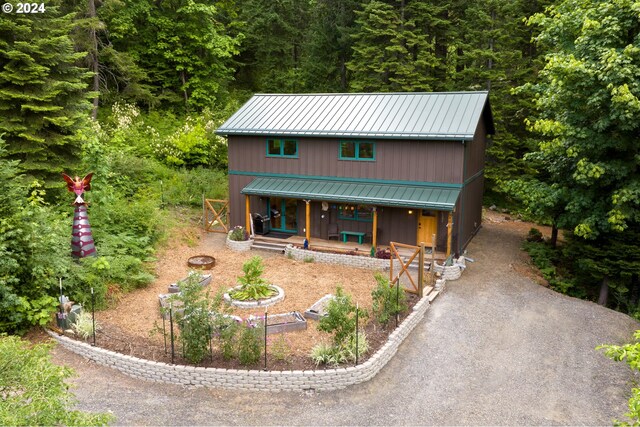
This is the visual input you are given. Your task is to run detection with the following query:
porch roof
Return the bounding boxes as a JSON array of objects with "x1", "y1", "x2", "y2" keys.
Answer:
[{"x1": 241, "y1": 177, "x2": 460, "y2": 211}]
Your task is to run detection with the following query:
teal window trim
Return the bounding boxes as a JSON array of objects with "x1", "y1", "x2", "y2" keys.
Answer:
[
  {"x1": 338, "y1": 204, "x2": 374, "y2": 222},
  {"x1": 339, "y1": 141, "x2": 376, "y2": 161},
  {"x1": 266, "y1": 138, "x2": 299, "y2": 158}
]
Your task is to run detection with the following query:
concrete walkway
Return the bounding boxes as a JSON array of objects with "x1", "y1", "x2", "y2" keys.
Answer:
[{"x1": 54, "y1": 220, "x2": 639, "y2": 425}]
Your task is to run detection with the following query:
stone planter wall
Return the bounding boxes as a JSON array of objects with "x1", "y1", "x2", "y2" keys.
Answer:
[
  {"x1": 285, "y1": 244, "x2": 401, "y2": 271},
  {"x1": 433, "y1": 256, "x2": 466, "y2": 281},
  {"x1": 47, "y1": 293, "x2": 431, "y2": 391},
  {"x1": 226, "y1": 238, "x2": 254, "y2": 252},
  {"x1": 223, "y1": 285, "x2": 285, "y2": 308}
]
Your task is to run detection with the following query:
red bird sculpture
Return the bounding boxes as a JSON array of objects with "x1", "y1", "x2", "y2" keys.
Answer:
[
  {"x1": 62, "y1": 172, "x2": 97, "y2": 258},
  {"x1": 61, "y1": 173, "x2": 93, "y2": 205}
]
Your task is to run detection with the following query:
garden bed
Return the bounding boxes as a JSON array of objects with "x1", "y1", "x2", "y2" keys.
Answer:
[{"x1": 67, "y1": 227, "x2": 419, "y2": 371}]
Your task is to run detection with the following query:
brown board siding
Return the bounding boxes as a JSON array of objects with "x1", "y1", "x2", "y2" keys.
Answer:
[
  {"x1": 459, "y1": 174, "x2": 484, "y2": 252},
  {"x1": 464, "y1": 119, "x2": 488, "y2": 180},
  {"x1": 228, "y1": 136, "x2": 465, "y2": 184}
]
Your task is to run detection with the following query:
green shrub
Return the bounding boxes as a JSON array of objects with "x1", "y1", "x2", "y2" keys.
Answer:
[
  {"x1": 238, "y1": 325, "x2": 262, "y2": 365},
  {"x1": 230, "y1": 256, "x2": 276, "y2": 301},
  {"x1": 228, "y1": 225, "x2": 249, "y2": 241},
  {"x1": 371, "y1": 272, "x2": 408, "y2": 326},
  {"x1": 218, "y1": 320, "x2": 240, "y2": 361},
  {"x1": 318, "y1": 286, "x2": 368, "y2": 347},
  {"x1": 159, "y1": 166, "x2": 228, "y2": 207},
  {"x1": 72, "y1": 311, "x2": 98, "y2": 340},
  {"x1": 0, "y1": 335, "x2": 113, "y2": 426},
  {"x1": 270, "y1": 334, "x2": 291, "y2": 361},
  {"x1": 173, "y1": 274, "x2": 214, "y2": 364},
  {"x1": 526, "y1": 227, "x2": 544, "y2": 242},
  {"x1": 310, "y1": 332, "x2": 369, "y2": 366},
  {"x1": 598, "y1": 330, "x2": 640, "y2": 426},
  {"x1": 310, "y1": 341, "x2": 339, "y2": 366}
]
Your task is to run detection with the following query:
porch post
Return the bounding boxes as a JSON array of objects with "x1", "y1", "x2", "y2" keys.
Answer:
[
  {"x1": 304, "y1": 200, "x2": 311, "y2": 243},
  {"x1": 372, "y1": 207, "x2": 378, "y2": 248},
  {"x1": 446, "y1": 211, "x2": 453, "y2": 258},
  {"x1": 245, "y1": 194, "x2": 251, "y2": 232}
]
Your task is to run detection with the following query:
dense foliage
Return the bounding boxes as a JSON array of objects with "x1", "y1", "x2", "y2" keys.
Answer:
[
  {"x1": 598, "y1": 331, "x2": 640, "y2": 426},
  {"x1": 0, "y1": 335, "x2": 113, "y2": 425},
  {"x1": 371, "y1": 272, "x2": 408, "y2": 326},
  {"x1": 0, "y1": 3, "x2": 93, "y2": 186},
  {"x1": 515, "y1": 0, "x2": 640, "y2": 308}
]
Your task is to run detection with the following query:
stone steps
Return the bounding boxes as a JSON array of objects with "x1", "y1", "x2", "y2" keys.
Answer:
[{"x1": 252, "y1": 240, "x2": 287, "y2": 252}]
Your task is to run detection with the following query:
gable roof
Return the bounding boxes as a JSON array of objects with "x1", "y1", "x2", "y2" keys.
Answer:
[{"x1": 216, "y1": 91, "x2": 494, "y2": 141}]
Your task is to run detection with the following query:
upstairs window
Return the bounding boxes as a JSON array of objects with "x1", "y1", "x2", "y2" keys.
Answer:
[
  {"x1": 339, "y1": 141, "x2": 375, "y2": 161},
  {"x1": 267, "y1": 139, "x2": 298, "y2": 158}
]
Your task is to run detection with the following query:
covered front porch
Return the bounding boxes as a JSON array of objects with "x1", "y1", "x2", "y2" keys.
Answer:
[
  {"x1": 253, "y1": 234, "x2": 447, "y2": 260},
  {"x1": 241, "y1": 176, "x2": 460, "y2": 257}
]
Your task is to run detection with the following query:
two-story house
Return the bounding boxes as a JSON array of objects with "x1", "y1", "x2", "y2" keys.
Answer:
[{"x1": 216, "y1": 91, "x2": 494, "y2": 257}]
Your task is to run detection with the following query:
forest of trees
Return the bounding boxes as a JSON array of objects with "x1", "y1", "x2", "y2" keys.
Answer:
[{"x1": 0, "y1": 0, "x2": 639, "y2": 334}]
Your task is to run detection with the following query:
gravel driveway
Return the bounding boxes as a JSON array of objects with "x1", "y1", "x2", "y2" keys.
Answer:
[{"x1": 53, "y1": 218, "x2": 639, "y2": 425}]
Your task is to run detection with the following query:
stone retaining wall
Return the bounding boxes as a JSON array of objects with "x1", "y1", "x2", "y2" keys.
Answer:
[
  {"x1": 285, "y1": 244, "x2": 402, "y2": 271},
  {"x1": 47, "y1": 294, "x2": 430, "y2": 391}
]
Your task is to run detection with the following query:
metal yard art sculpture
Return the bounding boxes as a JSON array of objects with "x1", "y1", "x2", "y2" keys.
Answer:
[{"x1": 62, "y1": 172, "x2": 97, "y2": 258}]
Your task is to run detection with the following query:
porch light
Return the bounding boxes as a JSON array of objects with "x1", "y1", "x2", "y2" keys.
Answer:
[{"x1": 408, "y1": 210, "x2": 414, "y2": 215}]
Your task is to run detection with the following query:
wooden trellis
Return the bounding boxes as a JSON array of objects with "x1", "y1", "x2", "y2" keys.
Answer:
[
  {"x1": 389, "y1": 242, "x2": 426, "y2": 297},
  {"x1": 203, "y1": 198, "x2": 229, "y2": 233}
]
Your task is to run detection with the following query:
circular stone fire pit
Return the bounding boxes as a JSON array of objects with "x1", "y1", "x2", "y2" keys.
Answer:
[{"x1": 187, "y1": 255, "x2": 216, "y2": 270}]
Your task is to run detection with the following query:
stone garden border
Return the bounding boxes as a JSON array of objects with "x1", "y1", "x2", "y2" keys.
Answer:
[
  {"x1": 226, "y1": 237, "x2": 254, "y2": 252},
  {"x1": 285, "y1": 244, "x2": 402, "y2": 271},
  {"x1": 223, "y1": 284, "x2": 285, "y2": 308},
  {"x1": 46, "y1": 292, "x2": 431, "y2": 391}
]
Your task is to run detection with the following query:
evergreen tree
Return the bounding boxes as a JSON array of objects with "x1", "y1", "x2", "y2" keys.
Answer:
[
  {"x1": 449, "y1": 0, "x2": 551, "y2": 201},
  {"x1": 0, "y1": 3, "x2": 93, "y2": 184},
  {"x1": 301, "y1": 0, "x2": 358, "y2": 92},
  {"x1": 234, "y1": 0, "x2": 309, "y2": 93},
  {"x1": 348, "y1": 0, "x2": 438, "y2": 92}
]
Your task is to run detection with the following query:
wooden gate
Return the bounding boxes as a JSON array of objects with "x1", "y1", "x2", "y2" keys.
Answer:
[
  {"x1": 389, "y1": 242, "x2": 426, "y2": 297},
  {"x1": 203, "y1": 198, "x2": 229, "y2": 233}
]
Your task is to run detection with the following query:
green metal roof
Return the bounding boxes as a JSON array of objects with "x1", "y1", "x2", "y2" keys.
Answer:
[
  {"x1": 216, "y1": 91, "x2": 494, "y2": 141},
  {"x1": 242, "y1": 177, "x2": 460, "y2": 211}
]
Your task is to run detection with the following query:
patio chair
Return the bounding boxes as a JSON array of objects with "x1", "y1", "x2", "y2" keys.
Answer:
[{"x1": 328, "y1": 223, "x2": 339, "y2": 240}]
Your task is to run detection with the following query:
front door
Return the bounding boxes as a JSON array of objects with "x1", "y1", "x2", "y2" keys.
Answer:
[
  {"x1": 269, "y1": 198, "x2": 298, "y2": 233},
  {"x1": 417, "y1": 210, "x2": 437, "y2": 246}
]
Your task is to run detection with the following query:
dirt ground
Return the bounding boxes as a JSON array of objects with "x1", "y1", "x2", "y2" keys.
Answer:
[{"x1": 79, "y1": 219, "x2": 418, "y2": 369}]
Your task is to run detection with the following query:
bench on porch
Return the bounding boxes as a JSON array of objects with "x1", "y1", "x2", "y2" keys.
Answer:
[{"x1": 340, "y1": 231, "x2": 366, "y2": 244}]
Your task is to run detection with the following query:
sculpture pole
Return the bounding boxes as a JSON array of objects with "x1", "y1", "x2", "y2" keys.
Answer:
[{"x1": 62, "y1": 173, "x2": 97, "y2": 258}]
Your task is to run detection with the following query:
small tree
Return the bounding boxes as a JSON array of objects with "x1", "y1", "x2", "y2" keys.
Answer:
[
  {"x1": 318, "y1": 286, "x2": 367, "y2": 347},
  {"x1": 173, "y1": 273, "x2": 213, "y2": 364}
]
